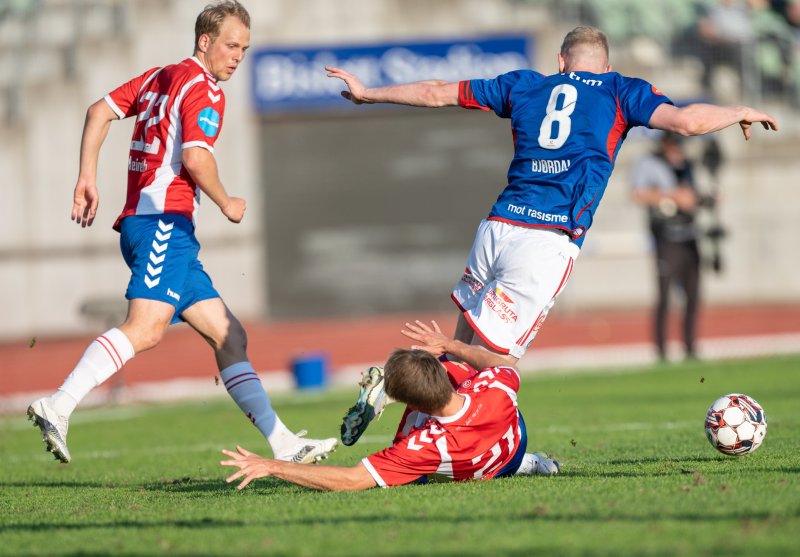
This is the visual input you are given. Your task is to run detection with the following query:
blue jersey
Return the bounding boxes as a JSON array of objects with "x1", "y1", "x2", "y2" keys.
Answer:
[{"x1": 460, "y1": 70, "x2": 672, "y2": 246}]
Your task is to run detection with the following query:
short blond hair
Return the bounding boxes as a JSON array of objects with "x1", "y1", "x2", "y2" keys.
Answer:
[
  {"x1": 194, "y1": 1, "x2": 250, "y2": 49},
  {"x1": 560, "y1": 26, "x2": 609, "y2": 60}
]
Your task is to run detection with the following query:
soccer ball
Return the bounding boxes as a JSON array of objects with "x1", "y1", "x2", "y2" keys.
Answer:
[{"x1": 704, "y1": 394, "x2": 767, "y2": 456}]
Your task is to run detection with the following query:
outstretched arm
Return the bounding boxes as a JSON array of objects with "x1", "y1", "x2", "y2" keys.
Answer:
[
  {"x1": 72, "y1": 99, "x2": 117, "y2": 227},
  {"x1": 326, "y1": 66, "x2": 459, "y2": 107},
  {"x1": 649, "y1": 103, "x2": 778, "y2": 140},
  {"x1": 401, "y1": 320, "x2": 519, "y2": 370},
  {"x1": 221, "y1": 446, "x2": 377, "y2": 491}
]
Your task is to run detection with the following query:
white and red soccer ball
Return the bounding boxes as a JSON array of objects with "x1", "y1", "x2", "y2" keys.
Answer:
[{"x1": 704, "y1": 394, "x2": 767, "y2": 456}]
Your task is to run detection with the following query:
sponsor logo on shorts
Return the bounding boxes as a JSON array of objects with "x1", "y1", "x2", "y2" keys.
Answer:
[
  {"x1": 460, "y1": 267, "x2": 483, "y2": 294},
  {"x1": 495, "y1": 288, "x2": 513, "y2": 304},
  {"x1": 167, "y1": 288, "x2": 181, "y2": 301},
  {"x1": 483, "y1": 287, "x2": 518, "y2": 323}
]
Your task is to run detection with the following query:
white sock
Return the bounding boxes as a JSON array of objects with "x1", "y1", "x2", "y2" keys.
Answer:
[
  {"x1": 515, "y1": 453, "x2": 537, "y2": 475},
  {"x1": 52, "y1": 328, "x2": 135, "y2": 417},
  {"x1": 220, "y1": 361, "x2": 299, "y2": 456}
]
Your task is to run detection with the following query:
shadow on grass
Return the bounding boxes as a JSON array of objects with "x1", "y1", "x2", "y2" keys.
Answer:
[
  {"x1": 606, "y1": 455, "x2": 724, "y2": 465},
  {"x1": 143, "y1": 476, "x2": 319, "y2": 494},
  {"x1": 564, "y1": 455, "x2": 800, "y2": 477},
  {"x1": 0, "y1": 480, "x2": 130, "y2": 489},
  {"x1": 5, "y1": 459, "x2": 799, "y2": 494},
  {"x1": 0, "y1": 476, "x2": 315, "y2": 495},
  {"x1": 563, "y1": 466, "x2": 800, "y2": 478},
  {"x1": 1, "y1": 516, "x2": 245, "y2": 533},
  {"x1": 0, "y1": 550, "x2": 559, "y2": 557},
  {"x1": 2, "y1": 506, "x2": 793, "y2": 536}
]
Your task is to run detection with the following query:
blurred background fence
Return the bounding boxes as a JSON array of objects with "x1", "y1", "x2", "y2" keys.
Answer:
[{"x1": 1, "y1": 0, "x2": 798, "y2": 340}]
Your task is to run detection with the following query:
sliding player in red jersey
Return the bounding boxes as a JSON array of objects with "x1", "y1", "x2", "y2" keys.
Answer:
[
  {"x1": 221, "y1": 321, "x2": 559, "y2": 491},
  {"x1": 28, "y1": 1, "x2": 336, "y2": 465}
]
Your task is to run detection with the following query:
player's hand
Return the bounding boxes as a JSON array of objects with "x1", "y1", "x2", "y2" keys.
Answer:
[
  {"x1": 401, "y1": 320, "x2": 450, "y2": 357},
  {"x1": 325, "y1": 66, "x2": 371, "y2": 104},
  {"x1": 71, "y1": 176, "x2": 99, "y2": 228},
  {"x1": 739, "y1": 108, "x2": 778, "y2": 141},
  {"x1": 222, "y1": 197, "x2": 246, "y2": 223},
  {"x1": 220, "y1": 446, "x2": 272, "y2": 490}
]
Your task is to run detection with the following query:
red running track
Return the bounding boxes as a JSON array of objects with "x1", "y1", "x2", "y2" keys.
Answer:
[{"x1": 3, "y1": 304, "x2": 800, "y2": 396}]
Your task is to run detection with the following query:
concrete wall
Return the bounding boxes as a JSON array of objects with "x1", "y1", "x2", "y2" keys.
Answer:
[
  {"x1": 563, "y1": 126, "x2": 800, "y2": 316},
  {"x1": 0, "y1": 0, "x2": 797, "y2": 340}
]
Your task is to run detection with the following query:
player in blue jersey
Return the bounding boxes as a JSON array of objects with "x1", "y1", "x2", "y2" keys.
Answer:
[{"x1": 326, "y1": 26, "x2": 778, "y2": 371}]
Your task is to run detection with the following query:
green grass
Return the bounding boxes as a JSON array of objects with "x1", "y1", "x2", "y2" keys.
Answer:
[{"x1": 1, "y1": 355, "x2": 799, "y2": 557}]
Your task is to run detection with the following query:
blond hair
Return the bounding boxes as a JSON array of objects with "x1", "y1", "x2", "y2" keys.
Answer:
[
  {"x1": 194, "y1": 1, "x2": 250, "y2": 49},
  {"x1": 560, "y1": 26, "x2": 609, "y2": 65}
]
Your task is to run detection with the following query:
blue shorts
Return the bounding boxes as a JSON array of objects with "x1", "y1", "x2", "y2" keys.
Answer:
[
  {"x1": 119, "y1": 214, "x2": 219, "y2": 324},
  {"x1": 414, "y1": 411, "x2": 528, "y2": 485},
  {"x1": 494, "y1": 412, "x2": 529, "y2": 478}
]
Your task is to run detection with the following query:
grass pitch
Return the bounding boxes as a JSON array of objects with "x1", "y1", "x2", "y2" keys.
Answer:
[{"x1": 1, "y1": 354, "x2": 799, "y2": 556}]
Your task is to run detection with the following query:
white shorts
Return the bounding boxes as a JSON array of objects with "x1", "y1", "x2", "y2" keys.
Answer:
[{"x1": 451, "y1": 219, "x2": 580, "y2": 359}]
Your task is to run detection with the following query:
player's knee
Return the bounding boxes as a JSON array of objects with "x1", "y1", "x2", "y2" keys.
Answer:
[
  {"x1": 128, "y1": 326, "x2": 166, "y2": 353},
  {"x1": 225, "y1": 318, "x2": 248, "y2": 353},
  {"x1": 208, "y1": 316, "x2": 247, "y2": 355},
  {"x1": 120, "y1": 316, "x2": 168, "y2": 353}
]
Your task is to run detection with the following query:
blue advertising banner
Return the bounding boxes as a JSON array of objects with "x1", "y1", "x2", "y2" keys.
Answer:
[{"x1": 251, "y1": 35, "x2": 532, "y2": 113}]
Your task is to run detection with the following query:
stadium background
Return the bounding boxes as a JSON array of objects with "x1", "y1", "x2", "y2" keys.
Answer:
[{"x1": 1, "y1": 0, "x2": 799, "y2": 409}]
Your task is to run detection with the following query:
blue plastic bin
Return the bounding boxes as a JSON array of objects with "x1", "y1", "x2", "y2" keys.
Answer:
[{"x1": 292, "y1": 353, "x2": 328, "y2": 389}]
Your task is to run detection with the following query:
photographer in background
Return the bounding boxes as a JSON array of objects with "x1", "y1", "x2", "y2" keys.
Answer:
[{"x1": 631, "y1": 133, "x2": 718, "y2": 363}]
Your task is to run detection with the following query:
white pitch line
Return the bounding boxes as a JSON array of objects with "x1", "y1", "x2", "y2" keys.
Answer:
[
  {"x1": 2, "y1": 406, "x2": 150, "y2": 431},
  {"x1": 4, "y1": 420, "x2": 699, "y2": 465},
  {"x1": 2, "y1": 441, "x2": 226, "y2": 464}
]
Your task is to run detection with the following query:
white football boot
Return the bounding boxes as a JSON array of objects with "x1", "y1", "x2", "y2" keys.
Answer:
[
  {"x1": 27, "y1": 397, "x2": 71, "y2": 463},
  {"x1": 276, "y1": 431, "x2": 339, "y2": 464},
  {"x1": 340, "y1": 366, "x2": 393, "y2": 446},
  {"x1": 516, "y1": 452, "x2": 560, "y2": 476}
]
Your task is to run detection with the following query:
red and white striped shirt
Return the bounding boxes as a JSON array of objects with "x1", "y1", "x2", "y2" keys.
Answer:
[
  {"x1": 363, "y1": 361, "x2": 522, "y2": 487},
  {"x1": 104, "y1": 57, "x2": 226, "y2": 230}
]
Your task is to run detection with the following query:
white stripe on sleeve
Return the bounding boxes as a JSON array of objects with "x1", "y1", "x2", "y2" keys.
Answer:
[
  {"x1": 182, "y1": 140, "x2": 214, "y2": 153},
  {"x1": 361, "y1": 457, "x2": 388, "y2": 488},
  {"x1": 104, "y1": 95, "x2": 125, "y2": 119}
]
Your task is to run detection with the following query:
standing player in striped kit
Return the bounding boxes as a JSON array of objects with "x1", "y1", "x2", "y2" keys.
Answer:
[
  {"x1": 326, "y1": 26, "x2": 777, "y2": 371},
  {"x1": 28, "y1": 1, "x2": 337, "y2": 465}
]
